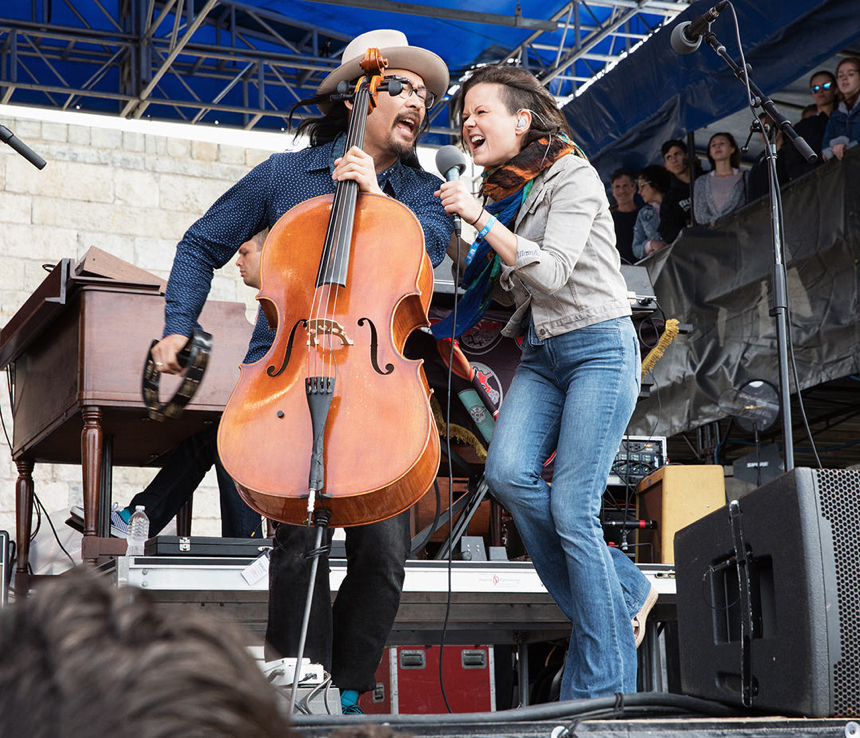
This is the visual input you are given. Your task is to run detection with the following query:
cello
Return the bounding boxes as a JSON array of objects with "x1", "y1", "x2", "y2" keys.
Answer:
[{"x1": 217, "y1": 48, "x2": 440, "y2": 528}]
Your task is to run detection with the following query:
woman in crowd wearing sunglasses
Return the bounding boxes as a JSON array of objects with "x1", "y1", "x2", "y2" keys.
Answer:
[
  {"x1": 781, "y1": 69, "x2": 837, "y2": 182},
  {"x1": 823, "y1": 57, "x2": 860, "y2": 162}
]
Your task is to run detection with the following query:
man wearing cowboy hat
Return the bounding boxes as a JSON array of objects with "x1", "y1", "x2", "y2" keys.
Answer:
[{"x1": 149, "y1": 29, "x2": 452, "y2": 713}]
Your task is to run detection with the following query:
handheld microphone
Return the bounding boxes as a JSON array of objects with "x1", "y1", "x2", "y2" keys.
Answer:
[
  {"x1": 670, "y1": 0, "x2": 729, "y2": 54},
  {"x1": 435, "y1": 145, "x2": 467, "y2": 237}
]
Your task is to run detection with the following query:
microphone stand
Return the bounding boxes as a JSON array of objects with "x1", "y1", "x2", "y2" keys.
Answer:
[
  {"x1": 699, "y1": 28, "x2": 815, "y2": 474},
  {"x1": 0, "y1": 124, "x2": 47, "y2": 169}
]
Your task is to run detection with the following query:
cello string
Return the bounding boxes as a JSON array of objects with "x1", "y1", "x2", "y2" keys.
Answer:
[
  {"x1": 326, "y1": 76, "x2": 372, "y2": 379},
  {"x1": 319, "y1": 91, "x2": 357, "y2": 380},
  {"x1": 330, "y1": 80, "x2": 366, "y2": 371}
]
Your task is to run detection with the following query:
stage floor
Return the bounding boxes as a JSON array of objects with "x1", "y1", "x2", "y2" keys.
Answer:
[{"x1": 290, "y1": 714, "x2": 857, "y2": 738}]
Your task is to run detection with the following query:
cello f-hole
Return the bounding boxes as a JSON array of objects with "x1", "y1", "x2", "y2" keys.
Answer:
[
  {"x1": 267, "y1": 319, "x2": 308, "y2": 378},
  {"x1": 358, "y1": 316, "x2": 394, "y2": 376}
]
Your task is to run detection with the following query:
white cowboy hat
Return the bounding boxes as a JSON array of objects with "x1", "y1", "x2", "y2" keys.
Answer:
[{"x1": 316, "y1": 29, "x2": 449, "y2": 113}]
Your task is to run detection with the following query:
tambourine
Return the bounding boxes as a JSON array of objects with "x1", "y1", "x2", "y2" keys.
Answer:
[{"x1": 141, "y1": 328, "x2": 213, "y2": 421}]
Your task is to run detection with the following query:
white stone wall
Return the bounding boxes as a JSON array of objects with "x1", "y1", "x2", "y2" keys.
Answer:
[{"x1": 0, "y1": 109, "x2": 291, "y2": 558}]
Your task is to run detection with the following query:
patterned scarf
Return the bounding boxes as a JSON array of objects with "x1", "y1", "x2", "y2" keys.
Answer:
[{"x1": 432, "y1": 133, "x2": 586, "y2": 339}]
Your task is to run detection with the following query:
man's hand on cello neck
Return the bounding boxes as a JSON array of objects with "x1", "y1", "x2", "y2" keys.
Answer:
[{"x1": 332, "y1": 146, "x2": 386, "y2": 195}]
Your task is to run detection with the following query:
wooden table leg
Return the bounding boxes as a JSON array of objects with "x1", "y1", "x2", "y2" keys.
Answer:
[
  {"x1": 81, "y1": 406, "x2": 103, "y2": 562},
  {"x1": 14, "y1": 458, "x2": 35, "y2": 594},
  {"x1": 79, "y1": 407, "x2": 126, "y2": 561}
]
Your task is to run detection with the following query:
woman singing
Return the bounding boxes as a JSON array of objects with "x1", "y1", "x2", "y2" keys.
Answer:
[{"x1": 435, "y1": 64, "x2": 648, "y2": 699}]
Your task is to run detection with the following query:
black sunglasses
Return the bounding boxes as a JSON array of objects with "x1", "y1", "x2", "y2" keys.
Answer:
[{"x1": 810, "y1": 81, "x2": 833, "y2": 93}]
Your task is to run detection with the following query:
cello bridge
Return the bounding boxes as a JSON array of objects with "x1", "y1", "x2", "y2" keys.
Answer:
[{"x1": 306, "y1": 318, "x2": 353, "y2": 348}]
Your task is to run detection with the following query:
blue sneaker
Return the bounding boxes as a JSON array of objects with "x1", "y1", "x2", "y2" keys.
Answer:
[
  {"x1": 110, "y1": 503, "x2": 131, "y2": 537},
  {"x1": 340, "y1": 689, "x2": 363, "y2": 715}
]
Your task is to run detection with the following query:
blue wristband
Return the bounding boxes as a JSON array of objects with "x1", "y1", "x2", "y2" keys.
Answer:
[
  {"x1": 465, "y1": 240, "x2": 480, "y2": 265},
  {"x1": 476, "y1": 214, "x2": 497, "y2": 240}
]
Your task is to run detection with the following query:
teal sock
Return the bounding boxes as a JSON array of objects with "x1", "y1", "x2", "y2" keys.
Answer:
[
  {"x1": 340, "y1": 689, "x2": 359, "y2": 708},
  {"x1": 120, "y1": 508, "x2": 132, "y2": 523}
]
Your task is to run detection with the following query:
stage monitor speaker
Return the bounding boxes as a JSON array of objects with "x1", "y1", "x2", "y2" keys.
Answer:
[{"x1": 674, "y1": 467, "x2": 860, "y2": 717}]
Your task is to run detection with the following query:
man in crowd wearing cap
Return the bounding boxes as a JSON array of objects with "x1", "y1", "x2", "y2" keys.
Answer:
[{"x1": 150, "y1": 29, "x2": 452, "y2": 714}]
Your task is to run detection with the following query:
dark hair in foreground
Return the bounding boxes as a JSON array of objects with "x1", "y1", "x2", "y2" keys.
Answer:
[
  {"x1": 0, "y1": 569, "x2": 289, "y2": 738},
  {"x1": 456, "y1": 64, "x2": 572, "y2": 150}
]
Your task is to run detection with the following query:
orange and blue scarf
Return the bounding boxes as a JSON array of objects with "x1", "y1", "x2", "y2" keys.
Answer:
[{"x1": 432, "y1": 133, "x2": 585, "y2": 339}]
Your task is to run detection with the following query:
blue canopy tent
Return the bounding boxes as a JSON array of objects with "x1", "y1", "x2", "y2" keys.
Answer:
[
  {"x1": 0, "y1": 1, "x2": 858, "y2": 157},
  {"x1": 563, "y1": 0, "x2": 860, "y2": 177},
  {"x1": 0, "y1": 0, "x2": 674, "y2": 144}
]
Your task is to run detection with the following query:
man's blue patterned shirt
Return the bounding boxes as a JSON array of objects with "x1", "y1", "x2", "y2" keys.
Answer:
[{"x1": 164, "y1": 135, "x2": 452, "y2": 362}]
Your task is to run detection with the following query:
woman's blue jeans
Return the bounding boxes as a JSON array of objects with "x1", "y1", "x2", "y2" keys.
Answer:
[{"x1": 485, "y1": 316, "x2": 642, "y2": 700}]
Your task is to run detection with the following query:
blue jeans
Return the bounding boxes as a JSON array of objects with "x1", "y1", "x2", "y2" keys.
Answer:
[
  {"x1": 129, "y1": 422, "x2": 262, "y2": 538},
  {"x1": 485, "y1": 316, "x2": 641, "y2": 700},
  {"x1": 610, "y1": 544, "x2": 651, "y2": 621}
]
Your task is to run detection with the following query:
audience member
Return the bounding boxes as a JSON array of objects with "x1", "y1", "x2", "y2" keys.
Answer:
[
  {"x1": 610, "y1": 168, "x2": 640, "y2": 263},
  {"x1": 0, "y1": 569, "x2": 289, "y2": 738},
  {"x1": 658, "y1": 138, "x2": 701, "y2": 243},
  {"x1": 694, "y1": 132, "x2": 747, "y2": 226},
  {"x1": 749, "y1": 112, "x2": 786, "y2": 201},
  {"x1": 632, "y1": 164, "x2": 671, "y2": 259},
  {"x1": 822, "y1": 57, "x2": 860, "y2": 161},
  {"x1": 781, "y1": 70, "x2": 837, "y2": 181}
]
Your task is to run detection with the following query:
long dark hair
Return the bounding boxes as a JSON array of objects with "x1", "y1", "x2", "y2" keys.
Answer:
[
  {"x1": 291, "y1": 98, "x2": 350, "y2": 146},
  {"x1": 455, "y1": 64, "x2": 571, "y2": 150},
  {"x1": 706, "y1": 131, "x2": 740, "y2": 170}
]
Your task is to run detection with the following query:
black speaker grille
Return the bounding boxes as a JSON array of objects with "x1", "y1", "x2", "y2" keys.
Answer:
[{"x1": 817, "y1": 468, "x2": 860, "y2": 717}]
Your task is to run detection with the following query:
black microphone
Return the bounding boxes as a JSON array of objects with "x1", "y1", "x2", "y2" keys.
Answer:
[
  {"x1": 670, "y1": 0, "x2": 729, "y2": 54},
  {"x1": 435, "y1": 145, "x2": 467, "y2": 238},
  {"x1": 0, "y1": 124, "x2": 47, "y2": 169}
]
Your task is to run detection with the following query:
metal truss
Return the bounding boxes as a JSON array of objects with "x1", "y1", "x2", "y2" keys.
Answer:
[
  {"x1": 500, "y1": 0, "x2": 692, "y2": 101},
  {"x1": 0, "y1": 0, "x2": 691, "y2": 141}
]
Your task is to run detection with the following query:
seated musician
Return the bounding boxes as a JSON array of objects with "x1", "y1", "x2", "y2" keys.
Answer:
[
  {"x1": 110, "y1": 230, "x2": 269, "y2": 539},
  {"x1": 149, "y1": 29, "x2": 453, "y2": 714}
]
